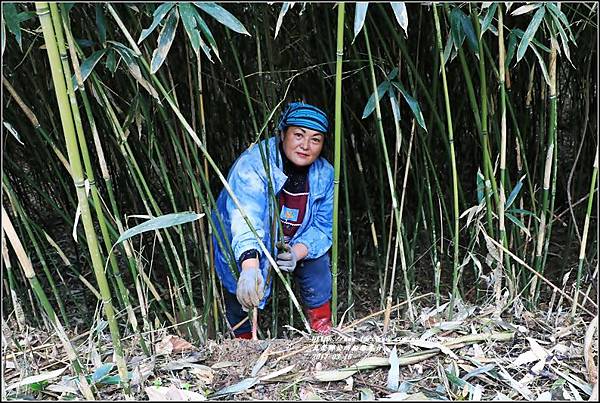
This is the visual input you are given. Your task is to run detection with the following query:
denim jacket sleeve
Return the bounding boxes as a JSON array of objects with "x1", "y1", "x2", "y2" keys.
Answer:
[
  {"x1": 293, "y1": 167, "x2": 334, "y2": 260},
  {"x1": 225, "y1": 153, "x2": 267, "y2": 262}
]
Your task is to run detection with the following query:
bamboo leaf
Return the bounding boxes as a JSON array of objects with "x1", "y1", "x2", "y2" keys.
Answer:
[
  {"x1": 92, "y1": 363, "x2": 114, "y2": 383},
  {"x1": 443, "y1": 33, "x2": 455, "y2": 65},
  {"x1": 516, "y1": 5, "x2": 546, "y2": 63},
  {"x1": 505, "y1": 30, "x2": 517, "y2": 68},
  {"x1": 194, "y1": 3, "x2": 250, "y2": 36},
  {"x1": 505, "y1": 212, "x2": 530, "y2": 237},
  {"x1": 275, "y1": 3, "x2": 292, "y2": 39},
  {"x1": 450, "y1": 7, "x2": 466, "y2": 49},
  {"x1": 138, "y1": 2, "x2": 176, "y2": 44},
  {"x1": 512, "y1": 28, "x2": 551, "y2": 52},
  {"x1": 460, "y1": 10, "x2": 478, "y2": 53},
  {"x1": 105, "y1": 48, "x2": 117, "y2": 73},
  {"x1": 388, "y1": 87, "x2": 401, "y2": 124},
  {"x1": 3, "y1": 121, "x2": 24, "y2": 145},
  {"x1": 16, "y1": 11, "x2": 36, "y2": 24},
  {"x1": 116, "y1": 212, "x2": 204, "y2": 244},
  {"x1": 504, "y1": 175, "x2": 525, "y2": 209},
  {"x1": 353, "y1": 2, "x2": 369, "y2": 43},
  {"x1": 150, "y1": 8, "x2": 179, "y2": 74},
  {"x1": 546, "y1": 3, "x2": 576, "y2": 43},
  {"x1": 362, "y1": 80, "x2": 390, "y2": 119},
  {"x1": 195, "y1": 13, "x2": 219, "y2": 61},
  {"x1": 510, "y1": 3, "x2": 541, "y2": 16},
  {"x1": 95, "y1": 4, "x2": 106, "y2": 45},
  {"x1": 549, "y1": 10, "x2": 573, "y2": 65},
  {"x1": 212, "y1": 377, "x2": 259, "y2": 397},
  {"x1": 387, "y1": 346, "x2": 400, "y2": 391},
  {"x1": 360, "y1": 388, "x2": 375, "y2": 400},
  {"x1": 391, "y1": 81, "x2": 427, "y2": 131},
  {"x1": 530, "y1": 42, "x2": 550, "y2": 86},
  {"x1": 6, "y1": 367, "x2": 68, "y2": 391},
  {"x1": 72, "y1": 49, "x2": 108, "y2": 90},
  {"x1": 390, "y1": 2, "x2": 408, "y2": 37},
  {"x1": 1, "y1": 16, "x2": 5, "y2": 57},
  {"x1": 179, "y1": 3, "x2": 201, "y2": 56},
  {"x1": 480, "y1": 2, "x2": 497, "y2": 38},
  {"x1": 476, "y1": 168, "x2": 485, "y2": 204},
  {"x1": 109, "y1": 41, "x2": 160, "y2": 100},
  {"x1": 462, "y1": 364, "x2": 496, "y2": 381},
  {"x1": 3, "y1": 3, "x2": 22, "y2": 50}
]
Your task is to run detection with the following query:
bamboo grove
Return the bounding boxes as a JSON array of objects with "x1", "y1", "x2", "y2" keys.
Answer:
[{"x1": 1, "y1": 2, "x2": 597, "y2": 386}]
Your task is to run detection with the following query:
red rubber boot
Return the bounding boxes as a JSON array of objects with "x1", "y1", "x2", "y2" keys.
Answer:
[
  {"x1": 306, "y1": 301, "x2": 332, "y2": 334},
  {"x1": 235, "y1": 331, "x2": 252, "y2": 339}
]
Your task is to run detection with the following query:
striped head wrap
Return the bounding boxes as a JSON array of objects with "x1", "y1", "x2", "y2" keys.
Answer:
[{"x1": 277, "y1": 102, "x2": 330, "y2": 134}]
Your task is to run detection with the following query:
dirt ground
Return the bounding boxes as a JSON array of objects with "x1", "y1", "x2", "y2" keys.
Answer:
[{"x1": 2, "y1": 294, "x2": 597, "y2": 401}]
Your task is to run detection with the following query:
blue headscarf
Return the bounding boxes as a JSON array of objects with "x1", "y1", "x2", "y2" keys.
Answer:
[{"x1": 277, "y1": 102, "x2": 330, "y2": 134}]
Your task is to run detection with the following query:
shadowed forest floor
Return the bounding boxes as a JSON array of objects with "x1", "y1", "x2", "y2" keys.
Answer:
[{"x1": 2, "y1": 293, "x2": 597, "y2": 401}]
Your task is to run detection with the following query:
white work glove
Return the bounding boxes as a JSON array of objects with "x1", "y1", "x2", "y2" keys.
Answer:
[
  {"x1": 276, "y1": 243, "x2": 298, "y2": 273},
  {"x1": 236, "y1": 266, "x2": 264, "y2": 311}
]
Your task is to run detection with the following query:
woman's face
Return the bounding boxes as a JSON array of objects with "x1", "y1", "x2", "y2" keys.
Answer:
[{"x1": 280, "y1": 126, "x2": 324, "y2": 167}]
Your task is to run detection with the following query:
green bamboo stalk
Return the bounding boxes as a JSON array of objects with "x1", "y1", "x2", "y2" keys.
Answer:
[
  {"x1": 2, "y1": 232, "x2": 26, "y2": 332},
  {"x1": 35, "y1": 2, "x2": 129, "y2": 392},
  {"x1": 433, "y1": 3, "x2": 460, "y2": 319},
  {"x1": 331, "y1": 1, "x2": 345, "y2": 326},
  {"x1": 363, "y1": 23, "x2": 414, "y2": 327},
  {"x1": 57, "y1": 7, "x2": 152, "y2": 354},
  {"x1": 571, "y1": 149, "x2": 598, "y2": 317},
  {"x1": 531, "y1": 27, "x2": 558, "y2": 304},
  {"x1": 496, "y1": 4, "x2": 508, "y2": 309},
  {"x1": 2, "y1": 206, "x2": 95, "y2": 399},
  {"x1": 342, "y1": 139, "x2": 354, "y2": 316},
  {"x1": 2, "y1": 177, "x2": 69, "y2": 326}
]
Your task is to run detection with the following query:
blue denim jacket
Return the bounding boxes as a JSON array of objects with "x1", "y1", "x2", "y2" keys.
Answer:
[{"x1": 212, "y1": 136, "x2": 334, "y2": 308}]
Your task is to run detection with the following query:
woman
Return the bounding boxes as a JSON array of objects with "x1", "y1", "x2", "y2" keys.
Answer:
[{"x1": 212, "y1": 102, "x2": 334, "y2": 339}]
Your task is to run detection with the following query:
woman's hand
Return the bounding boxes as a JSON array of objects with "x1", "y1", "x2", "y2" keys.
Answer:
[
  {"x1": 276, "y1": 244, "x2": 298, "y2": 272},
  {"x1": 236, "y1": 266, "x2": 264, "y2": 311}
]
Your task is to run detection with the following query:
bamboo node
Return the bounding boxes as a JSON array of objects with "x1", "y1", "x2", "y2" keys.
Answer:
[{"x1": 74, "y1": 179, "x2": 86, "y2": 188}]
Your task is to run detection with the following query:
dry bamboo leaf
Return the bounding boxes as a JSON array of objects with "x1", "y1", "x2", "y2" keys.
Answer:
[
  {"x1": 146, "y1": 385, "x2": 206, "y2": 401},
  {"x1": 360, "y1": 387, "x2": 375, "y2": 400},
  {"x1": 344, "y1": 376, "x2": 354, "y2": 391},
  {"x1": 189, "y1": 365, "x2": 214, "y2": 385},
  {"x1": 387, "y1": 346, "x2": 400, "y2": 391},
  {"x1": 410, "y1": 339, "x2": 457, "y2": 359},
  {"x1": 527, "y1": 337, "x2": 549, "y2": 361},
  {"x1": 250, "y1": 345, "x2": 270, "y2": 377},
  {"x1": 6, "y1": 366, "x2": 68, "y2": 391},
  {"x1": 584, "y1": 316, "x2": 598, "y2": 385},
  {"x1": 212, "y1": 377, "x2": 259, "y2": 397},
  {"x1": 551, "y1": 365, "x2": 594, "y2": 396},
  {"x1": 535, "y1": 391, "x2": 552, "y2": 401},
  {"x1": 314, "y1": 368, "x2": 357, "y2": 382},
  {"x1": 259, "y1": 364, "x2": 296, "y2": 381},
  {"x1": 380, "y1": 391, "x2": 430, "y2": 400},
  {"x1": 161, "y1": 352, "x2": 204, "y2": 371},
  {"x1": 155, "y1": 335, "x2": 195, "y2": 355},
  {"x1": 299, "y1": 387, "x2": 324, "y2": 400},
  {"x1": 211, "y1": 361, "x2": 238, "y2": 369},
  {"x1": 131, "y1": 358, "x2": 156, "y2": 387},
  {"x1": 497, "y1": 366, "x2": 534, "y2": 400}
]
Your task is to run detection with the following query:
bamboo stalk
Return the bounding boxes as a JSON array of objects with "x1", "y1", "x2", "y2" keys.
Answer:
[
  {"x1": 35, "y1": 2, "x2": 130, "y2": 392},
  {"x1": 2, "y1": 206, "x2": 95, "y2": 399},
  {"x1": 433, "y1": 3, "x2": 460, "y2": 319},
  {"x1": 571, "y1": 149, "x2": 598, "y2": 317},
  {"x1": 331, "y1": 1, "x2": 345, "y2": 326},
  {"x1": 363, "y1": 23, "x2": 414, "y2": 328}
]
